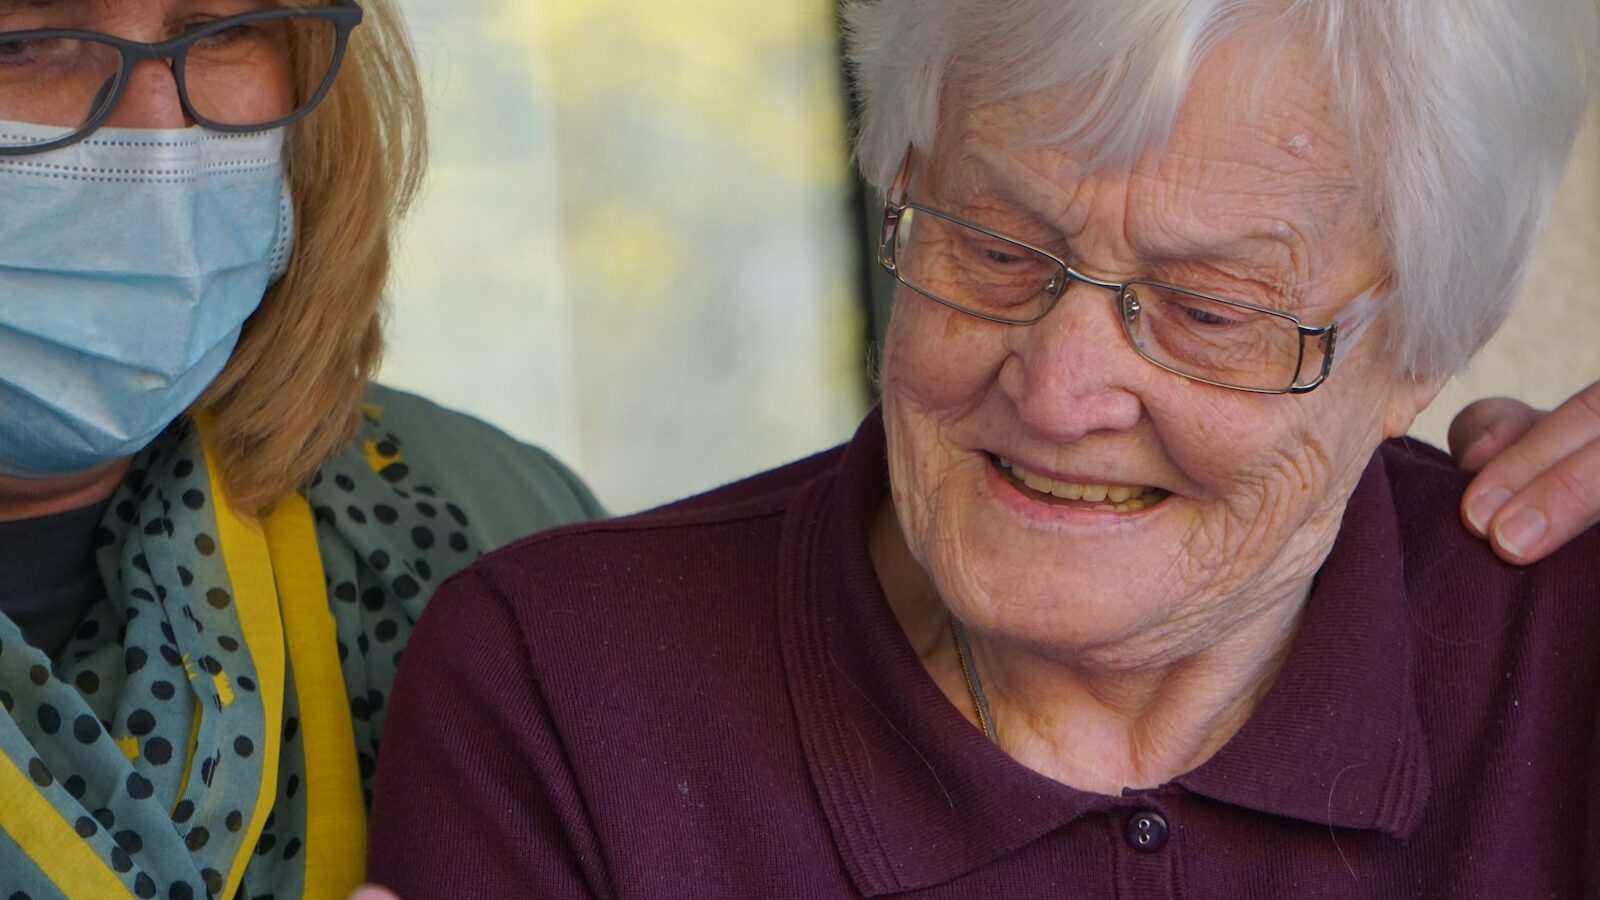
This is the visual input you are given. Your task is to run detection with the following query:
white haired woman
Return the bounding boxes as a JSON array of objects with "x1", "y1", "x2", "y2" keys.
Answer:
[{"x1": 369, "y1": 0, "x2": 1600, "y2": 896}]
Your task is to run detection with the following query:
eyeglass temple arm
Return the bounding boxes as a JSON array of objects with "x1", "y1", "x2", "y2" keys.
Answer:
[
  {"x1": 1288, "y1": 285, "x2": 1383, "y2": 392},
  {"x1": 878, "y1": 146, "x2": 918, "y2": 270}
]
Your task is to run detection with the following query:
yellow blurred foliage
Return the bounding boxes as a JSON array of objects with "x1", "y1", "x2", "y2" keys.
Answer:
[
  {"x1": 387, "y1": 0, "x2": 867, "y2": 512},
  {"x1": 492, "y1": 0, "x2": 850, "y2": 186}
]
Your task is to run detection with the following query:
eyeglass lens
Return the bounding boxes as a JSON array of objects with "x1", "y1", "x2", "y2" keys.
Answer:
[
  {"x1": 1121, "y1": 284, "x2": 1304, "y2": 392},
  {"x1": 894, "y1": 206, "x2": 1062, "y2": 323},
  {"x1": 893, "y1": 205, "x2": 1311, "y2": 392},
  {"x1": 0, "y1": 12, "x2": 340, "y2": 149}
]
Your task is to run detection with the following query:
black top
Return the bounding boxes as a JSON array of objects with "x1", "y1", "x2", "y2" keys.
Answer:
[{"x1": 0, "y1": 500, "x2": 110, "y2": 658}]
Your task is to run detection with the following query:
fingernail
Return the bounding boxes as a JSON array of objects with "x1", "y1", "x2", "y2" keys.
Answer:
[
  {"x1": 1494, "y1": 507, "x2": 1548, "y2": 560},
  {"x1": 1466, "y1": 487, "x2": 1512, "y2": 535},
  {"x1": 1458, "y1": 431, "x2": 1494, "y2": 467}
]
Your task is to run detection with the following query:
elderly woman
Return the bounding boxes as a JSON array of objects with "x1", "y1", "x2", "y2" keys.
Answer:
[
  {"x1": 0, "y1": 1, "x2": 601, "y2": 896},
  {"x1": 368, "y1": 0, "x2": 1600, "y2": 896}
]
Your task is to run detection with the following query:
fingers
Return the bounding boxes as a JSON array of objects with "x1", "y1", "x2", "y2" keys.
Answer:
[
  {"x1": 1447, "y1": 397, "x2": 1542, "y2": 473},
  {"x1": 1476, "y1": 439, "x2": 1600, "y2": 564},
  {"x1": 348, "y1": 887, "x2": 401, "y2": 900},
  {"x1": 1460, "y1": 380, "x2": 1600, "y2": 564}
]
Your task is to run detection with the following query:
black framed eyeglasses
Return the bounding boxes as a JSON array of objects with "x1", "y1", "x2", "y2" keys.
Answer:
[
  {"x1": 0, "y1": 0, "x2": 363, "y2": 157},
  {"x1": 878, "y1": 153, "x2": 1380, "y2": 395}
]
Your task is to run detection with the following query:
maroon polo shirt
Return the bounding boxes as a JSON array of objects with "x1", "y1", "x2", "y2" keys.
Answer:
[{"x1": 368, "y1": 410, "x2": 1600, "y2": 899}]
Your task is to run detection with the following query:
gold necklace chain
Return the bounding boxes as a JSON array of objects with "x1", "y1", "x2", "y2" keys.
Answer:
[{"x1": 949, "y1": 616, "x2": 997, "y2": 743}]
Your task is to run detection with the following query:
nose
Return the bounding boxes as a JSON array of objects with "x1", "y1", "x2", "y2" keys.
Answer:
[
  {"x1": 998, "y1": 281, "x2": 1146, "y2": 443},
  {"x1": 103, "y1": 58, "x2": 193, "y2": 129}
]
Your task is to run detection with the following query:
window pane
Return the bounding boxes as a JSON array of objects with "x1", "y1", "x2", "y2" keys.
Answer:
[{"x1": 383, "y1": 0, "x2": 865, "y2": 512}]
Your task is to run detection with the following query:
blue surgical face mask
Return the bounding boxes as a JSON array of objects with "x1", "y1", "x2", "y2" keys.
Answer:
[{"x1": 0, "y1": 120, "x2": 294, "y2": 479}]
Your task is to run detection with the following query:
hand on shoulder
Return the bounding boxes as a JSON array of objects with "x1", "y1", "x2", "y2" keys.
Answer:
[{"x1": 1450, "y1": 379, "x2": 1600, "y2": 565}]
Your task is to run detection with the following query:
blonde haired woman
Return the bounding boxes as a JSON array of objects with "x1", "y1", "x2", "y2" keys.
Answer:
[{"x1": 0, "y1": 2, "x2": 598, "y2": 896}]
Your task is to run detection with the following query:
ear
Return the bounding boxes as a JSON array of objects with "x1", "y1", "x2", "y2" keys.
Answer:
[{"x1": 1382, "y1": 370, "x2": 1450, "y2": 438}]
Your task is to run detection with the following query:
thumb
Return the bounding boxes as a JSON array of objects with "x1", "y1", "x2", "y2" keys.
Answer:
[{"x1": 1447, "y1": 397, "x2": 1542, "y2": 472}]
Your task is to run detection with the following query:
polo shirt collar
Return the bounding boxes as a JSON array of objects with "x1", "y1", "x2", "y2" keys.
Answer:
[
  {"x1": 779, "y1": 410, "x2": 1430, "y2": 896},
  {"x1": 1176, "y1": 446, "x2": 1431, "y2": 836}
]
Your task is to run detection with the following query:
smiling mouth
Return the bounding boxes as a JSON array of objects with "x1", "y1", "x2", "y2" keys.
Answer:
[{"x1": 993, "y1": 455, "x2": 1173, "y2": 512}]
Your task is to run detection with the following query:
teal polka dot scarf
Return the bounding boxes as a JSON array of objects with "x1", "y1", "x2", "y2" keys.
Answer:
[{"x1": 0, "y1": 407, "x2": 486, "y2": 898}]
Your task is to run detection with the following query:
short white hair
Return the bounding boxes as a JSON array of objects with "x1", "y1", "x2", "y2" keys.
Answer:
[{"x1": 845, "y1": 0, "x2": 1600, "y2": 375}]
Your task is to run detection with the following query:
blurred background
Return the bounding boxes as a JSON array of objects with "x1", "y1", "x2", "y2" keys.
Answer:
[{"x1": 379, "y1": 0, "x2": 1600, "y2": 514}]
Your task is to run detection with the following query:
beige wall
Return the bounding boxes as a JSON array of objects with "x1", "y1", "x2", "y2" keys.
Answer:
[{"x1": 1412, "y1": 107, "x2": 1600, "y2": 447}]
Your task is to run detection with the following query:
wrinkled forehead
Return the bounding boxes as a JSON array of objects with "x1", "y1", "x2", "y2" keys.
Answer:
[
  {"x1": 928, "y1": 31, "x2": 1377, "y2": 240},
  {"x1": 919, "y1": 33, "x2": 1386, "y2": 310},
  {"x1": 939, "y1": 27, "x2": 1366, "y2": 185}
]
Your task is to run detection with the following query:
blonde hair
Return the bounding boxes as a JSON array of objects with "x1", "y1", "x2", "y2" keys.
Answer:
[{"x1": 195, "y1": 0, "x2": 427, "y2": 514}]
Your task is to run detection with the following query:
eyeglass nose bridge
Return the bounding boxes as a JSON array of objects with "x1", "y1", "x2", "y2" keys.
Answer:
[
  {"x1": 116, "y1": 23, "x2": 261, "y2": 132},
  {"x1": 108, "y1": 48, "x2": 196, "y2": 125},
  {"x1": 1035, "y1": 265, "x2": 1136, "y2": 324}
]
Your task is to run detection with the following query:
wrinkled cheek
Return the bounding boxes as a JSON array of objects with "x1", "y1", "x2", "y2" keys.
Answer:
[
  {"x1": 1150, "y1": 384, "x2": 1329, "y2": 494},
  {"x1": 882, "y1": 396, "x2": 996, "y2": 598},
  {"x1": 880, "y1": 298, "x2": 1000, "y2": 553},
  {"x1": 890, "y1": 452, "x2": 995, "y2": 607},
  {"x1": 884, "y1": 405, "x2": 954, "y2": 546},
  {"x1": 1145, "y1": 399, "x2": 1328, "y2": 563},
  {"x1": 882, "y1": 291, "x2": 1008, "y2": 412},
  {"x1": 1173, "y1": 433, "x2": 1347, "y2": 592}
]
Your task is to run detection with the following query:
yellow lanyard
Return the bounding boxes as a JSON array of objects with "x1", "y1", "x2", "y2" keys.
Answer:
[
  {"x1": 205, "y1": 429, "x2": 367, "y2": 899},
  {"x1": 0, "y1": 428, "x2": 367, "y2": 899}
]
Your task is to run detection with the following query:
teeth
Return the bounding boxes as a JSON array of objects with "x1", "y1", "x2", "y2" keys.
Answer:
[
  {"x1": 999, "y1": 457, "x2": 1165, "y2": 511},
  {"x1": 1021, "y1": 470, "x2": 1053, "y2": 492},
  {"x1": 1050, "y1": 481, "x2": 1084, "y2": 501}
]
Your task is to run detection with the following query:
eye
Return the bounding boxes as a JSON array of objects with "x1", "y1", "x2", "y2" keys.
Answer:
[
  {"x1": 0, "y1": 39, "x2": 50, "y2": 67},
  {"x1": 192, "y1": 22, "x2": 258, "y2": 49},
  {"x1": 982, "y1": 246, "x2": 1028, "y2": 266},
  {"x1": 961, "y1": 232, "x2": 1042, "y2": 270},
  {"x1": 1181, "y1": 304, "x2": 1238, "y2": 326}
]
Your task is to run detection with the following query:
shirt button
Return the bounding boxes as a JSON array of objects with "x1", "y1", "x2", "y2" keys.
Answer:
[{"x1": 1125, "y1": 810, "x2": 1169, "y2": 853}]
